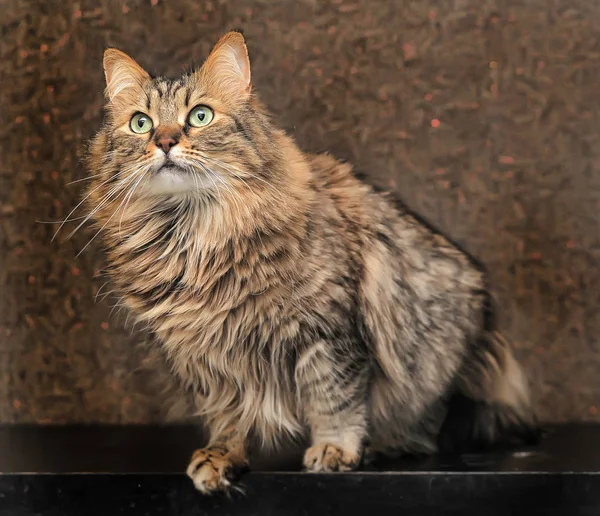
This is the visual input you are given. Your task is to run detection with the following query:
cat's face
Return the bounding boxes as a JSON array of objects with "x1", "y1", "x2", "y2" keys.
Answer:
[{"x1": 92, "y1": 32, "x2": 268, "y2": 198}]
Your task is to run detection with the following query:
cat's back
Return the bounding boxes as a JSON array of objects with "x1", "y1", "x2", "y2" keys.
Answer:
[
  {"x1": 306, "y1": 151, "x2": 485, "y2": 294},
  {"x1": 306, "y1": 153, "x2": 371, "y2": 206}
]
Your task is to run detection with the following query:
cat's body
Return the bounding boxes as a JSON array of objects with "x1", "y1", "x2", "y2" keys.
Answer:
[{"x1": 85, "y1": 32, "x2": 536, "y2": 493}]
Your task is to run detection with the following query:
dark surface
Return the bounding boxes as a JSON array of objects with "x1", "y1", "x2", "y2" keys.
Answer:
[
  {"x1": 2, "y1": 474, "x2": 599, "y2": 516},
  {"x1": 0, "y1": 424, "x2": 599, "y2": 515},
  {"x1": 0, "y1": 423, "x2": 597, "y2": 473},
  {"x1": 2, "y1": 0, "x2": 600, "y2": 424},
  {"x1": 0, "y1": 424, "x2": 302, "y2": 473}
]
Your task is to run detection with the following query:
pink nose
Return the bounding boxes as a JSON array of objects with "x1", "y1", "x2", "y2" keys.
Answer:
[{"x1": 158, "y1": 137, "x2": 177, "y2": 154}]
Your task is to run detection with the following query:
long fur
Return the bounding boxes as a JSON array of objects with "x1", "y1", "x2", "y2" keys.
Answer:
[{"x1": 83, "y1": 32, "x2": 537, "y2": 485}]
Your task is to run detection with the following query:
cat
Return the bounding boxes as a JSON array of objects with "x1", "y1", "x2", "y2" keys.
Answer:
[{"x1": 84, "y1": 31, "x2": 537, "y2": 494}]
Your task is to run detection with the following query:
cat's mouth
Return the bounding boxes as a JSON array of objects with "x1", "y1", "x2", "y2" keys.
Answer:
[
  {"x1": 157, "y1": 158, "x2": 185, "y2": 174},
  {"x1": 147, "y1": 159, "x2": 216, "y2": 196}
]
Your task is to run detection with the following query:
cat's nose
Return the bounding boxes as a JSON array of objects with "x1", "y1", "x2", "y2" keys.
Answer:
[{"x1": 157, "y1": 136, "x2": 178, "y2": 154}]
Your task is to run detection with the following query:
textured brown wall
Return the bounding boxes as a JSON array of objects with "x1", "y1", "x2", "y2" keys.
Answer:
[{"x1": 1, "y1": 0, "x2": 599, "y2": 424}]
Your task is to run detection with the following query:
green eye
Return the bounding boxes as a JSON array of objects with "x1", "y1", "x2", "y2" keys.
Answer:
[
  {"x1": 188, "y1": 105, "x2": 214, "y2": 128},
  {"x1": 129, "y1": 113, "x2": 153, "y2": 134}
]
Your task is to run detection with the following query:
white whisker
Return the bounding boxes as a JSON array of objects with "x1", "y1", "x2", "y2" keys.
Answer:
[
  {"x1": 52, "y1": 159, "x2": 151, "y2": 241},
  {"x1": 94, "y1": 280, "x2": 111, "y2": 303},
  {"x1": 65, "y1": 173, "x2": 104, "y2": 186},
  {"x1": 192, "y1": 153, "x2": 286, "y2": 204},
  {"x1": 118, "y1": 163, "x2": 153, "y2": 235},
  {"x1": 67, "y1": 165, "x2": 143, "y2": 240},
  {"x1": 74, "y1": 160, "x2": 154, "y2": 257},
  {"x1": 52, "y1": 173, "x2": 122, "y2": 241},
  {"x1": 179, "y1": 153, "x2": 246, "y2": 214}
]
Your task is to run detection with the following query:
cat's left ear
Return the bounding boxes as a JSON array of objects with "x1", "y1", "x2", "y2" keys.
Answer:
[
  {"x1": 103, "y1": 48, "x2": 150, "y2": 103},
  {"x1": 199, "y1": 31, "x2": 251, "y2": 100}
]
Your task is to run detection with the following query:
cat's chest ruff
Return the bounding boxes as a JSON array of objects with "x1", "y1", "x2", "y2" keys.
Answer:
[{"x1": 166, "y1": 321, "x2": 305, "y2": 443}]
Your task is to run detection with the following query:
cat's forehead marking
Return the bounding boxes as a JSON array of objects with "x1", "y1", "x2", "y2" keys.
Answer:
[{"x1": 149, "y1": 77, "x2": 191, "y2": 126}]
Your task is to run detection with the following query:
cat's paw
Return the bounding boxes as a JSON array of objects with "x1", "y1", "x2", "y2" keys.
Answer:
[
  {"x1": 186, "y1": 447, "x2": 248, "y2": 495},
  {"x1": 303, "y1": 443, "x2": 361, "y2": 472}
]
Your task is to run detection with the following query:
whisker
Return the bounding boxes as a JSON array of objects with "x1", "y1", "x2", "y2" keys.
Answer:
[
  {"x1": 36, "y1": 215, "x2": 89, "y2": 224},
  {"x1": 94, "y1": 280, "x2": 111, "y2": 303},
  {"x1": 51, "y1": 159, "x2": 151, "y2": 241},
  {"x1": 75, "y1": 161, "x2": 154, "y2": 257},
  {"x1": 66, "y1": 168, "x2": 142, "y2": 240},
  {"x1": 75, "y1": 191, "x2": 130, "y2": 258},
  {"x1": 65, "y1": 173, "x2": 104, "y2": 186},
  {"x1": 52, "y1": 173, "x2": 122, "y2": 241},
  {"x1": 109, "y1": 296, "x2": 127, "y2": 319},
  {"x1": 179, "y1": 153, "x2": 245, "y2": 213},
  {"x1": 209, "y1": 171, "x2": 244, "y2": 213},
  {"x1": 67, "y1": 158, "x2": 155, "y2": 241},
  {"x1": 97, "y1": 288, "x2": 118, "y2": 304},
  {"x1": 193, "y1": 160, "x2": 222, "y2": 206},
  {"x1": 202, "y1": 156, "x2": 273, "y2": 188},
  {"x1": 118, "y1": 164, "x2": 152, "y2": 235},
  {"x1": 193, "y1": 153, "x2": 286, "y2": 203}
]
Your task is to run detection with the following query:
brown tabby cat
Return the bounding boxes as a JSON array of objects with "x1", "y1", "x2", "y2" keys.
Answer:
[{"x1": 84, "y1": 31, "x2": 537, "y2": 494}]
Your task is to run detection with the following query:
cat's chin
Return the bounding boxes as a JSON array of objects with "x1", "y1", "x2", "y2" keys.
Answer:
[{"x1": 144, "y1": 166, "x2": 214, "y2": 196}]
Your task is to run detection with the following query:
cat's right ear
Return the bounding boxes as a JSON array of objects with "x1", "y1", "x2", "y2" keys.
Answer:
[
  {"x1": 199, "y1": 31, "x2": 251, "y2": 101},
  {"x1": 103, "y1": 48, "x2": 150, "y2": 104}
]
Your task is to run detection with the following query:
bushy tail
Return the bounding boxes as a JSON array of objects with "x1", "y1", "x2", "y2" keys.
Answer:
[{"x1": 438, "y1": 332, "x2": 540, "y2": 453}]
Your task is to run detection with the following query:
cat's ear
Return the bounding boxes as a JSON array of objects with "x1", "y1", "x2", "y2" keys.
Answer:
[
  {"x1": 103, "y1": 48, "x2": 150, "y2": 103},
  {"x1": 200, "y1": 31, "x2": 251, "y2": 100}
]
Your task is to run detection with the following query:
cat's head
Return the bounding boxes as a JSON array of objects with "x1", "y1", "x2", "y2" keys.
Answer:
[{"x1": 88, "y1": 31, "x2": 283, "y2": 200}]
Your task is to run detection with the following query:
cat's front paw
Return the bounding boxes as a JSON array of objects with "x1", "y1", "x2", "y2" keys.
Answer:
[
  {"x1": 303, "y1": 443, "x2": 361, "y2": 472},
  {"x1": 186, "y1": 447, "x2": 248, "y2": 495}
]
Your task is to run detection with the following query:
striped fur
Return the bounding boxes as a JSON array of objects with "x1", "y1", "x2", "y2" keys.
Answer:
[{"x1": 84, "y1": 32, "x2": 537, "y2": 494}]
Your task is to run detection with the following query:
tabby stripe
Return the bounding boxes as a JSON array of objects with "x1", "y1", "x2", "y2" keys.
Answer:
[{"x1": 231, "y1": 114, "x2": 256, "y2": 150}]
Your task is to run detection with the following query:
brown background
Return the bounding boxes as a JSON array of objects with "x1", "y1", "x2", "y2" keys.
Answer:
[{"x1": 1, "y1": 0, "x2": 599, "y2": 424}]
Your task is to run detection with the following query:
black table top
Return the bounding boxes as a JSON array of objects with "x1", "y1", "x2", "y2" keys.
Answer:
[
  {"x1": 0, "y1": 423, "x2": 596, "y2": 474},
  {"x1": 0, "y1": 424, "x2": 598, "y2": 516}
]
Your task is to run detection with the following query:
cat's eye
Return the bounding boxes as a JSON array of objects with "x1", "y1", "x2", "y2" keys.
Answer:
[
  {"x1": 187, "y1": 105, "x2": 214, "y2": 128},
  {"x1": 129, "y1": 113, "x2": 153, "y2": 134}
]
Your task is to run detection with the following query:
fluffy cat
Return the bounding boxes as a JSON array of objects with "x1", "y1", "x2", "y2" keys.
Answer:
[{"x1": 84, "y1": 31, "x2": 537, "y2": 494}]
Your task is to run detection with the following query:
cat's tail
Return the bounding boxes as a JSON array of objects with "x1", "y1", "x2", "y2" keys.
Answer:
[{"x1": 438, "y1": 331, "x2": 540, "y2": 453}]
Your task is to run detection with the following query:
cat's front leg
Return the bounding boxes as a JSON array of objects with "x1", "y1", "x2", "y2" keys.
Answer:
[
  {"x1": 296, "y1": 339, "x2": 369, "y2": 472},
  {"x1": 186, "y1": 435, "x2": 249, "y2": 495}
]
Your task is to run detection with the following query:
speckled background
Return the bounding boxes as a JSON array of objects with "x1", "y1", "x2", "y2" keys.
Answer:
[{"x1": 1, "y1": 0, "x2": 600, "y2": 424}]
